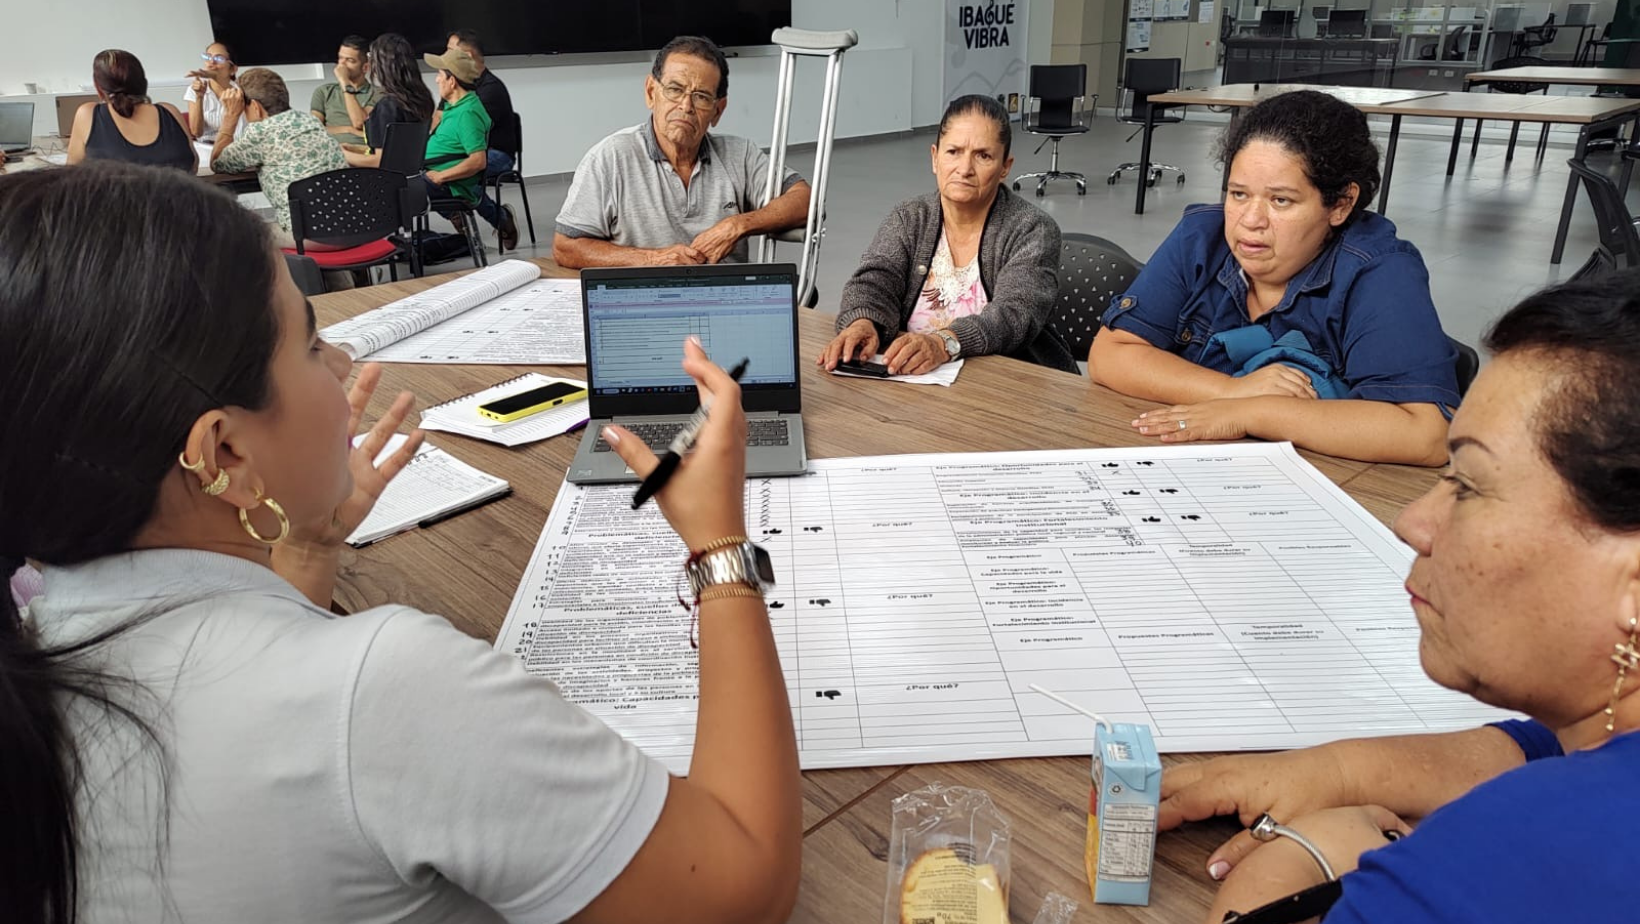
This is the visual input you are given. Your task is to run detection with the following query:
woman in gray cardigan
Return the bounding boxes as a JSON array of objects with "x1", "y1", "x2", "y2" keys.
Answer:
[{"x1": 818, "y1": 95, "x2": 1078, "y2": 375}]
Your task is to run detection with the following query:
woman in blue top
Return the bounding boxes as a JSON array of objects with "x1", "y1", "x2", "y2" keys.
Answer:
[
  {"x1": 1090, "y1": 90, "x2": 1458, "y2": 466},
  {"x1": 1158, "y1": 271, "x2": 1640, "y2": 923}
]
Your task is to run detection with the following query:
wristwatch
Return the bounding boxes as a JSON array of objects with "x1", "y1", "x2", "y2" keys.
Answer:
[
  {"x1": 345, "y1": 86, "x2": 364, "y2": 95},
  {"x1": 686, "y1": 542, "x2": 775, "y2": 597},
  {"x1": 935, "y1": 328, "x2": 961, "y2": 360}
]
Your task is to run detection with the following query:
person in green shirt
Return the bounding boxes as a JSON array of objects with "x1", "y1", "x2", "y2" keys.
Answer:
[
  {"x1": 419, "y1": 47, "x2": 515, "y2": 248},
  {"x1": 309, "y1": 35, "x2": 377, "y2": 147}
]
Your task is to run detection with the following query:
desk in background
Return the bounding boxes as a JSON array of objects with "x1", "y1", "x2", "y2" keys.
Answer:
[{"x1": 311, "y1": 257, "x2": 1443, "y2": 924}]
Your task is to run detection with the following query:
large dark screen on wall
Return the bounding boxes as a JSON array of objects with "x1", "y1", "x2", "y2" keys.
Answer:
[{"x1": 207, "y1": 0, "x2": 793, "y2": 65}]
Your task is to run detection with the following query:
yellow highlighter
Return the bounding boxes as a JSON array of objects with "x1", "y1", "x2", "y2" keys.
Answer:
[{"x1": 477, "y1": 382, "x2": 587, "y2": 423}]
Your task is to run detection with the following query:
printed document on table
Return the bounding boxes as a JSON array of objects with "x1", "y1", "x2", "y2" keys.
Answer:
[
  {"x1": 495, "y1": 443, "x2": 1511, "y2": 773},
  {"x1": 367, "y1": 278, "x2": 585, "y2": 365},
  {"x1": 319, "y1": 260, "x2": 585, "y2": 364},
  {"x1": 420, "y1": 373, "x2": 590, "y2": 447}
]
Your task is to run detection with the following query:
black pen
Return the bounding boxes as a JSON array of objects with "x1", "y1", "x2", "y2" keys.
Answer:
[
  {"x1": 418, "y1": 487, "x2": 512, "y2": 529},
  {"x1": 630, "y1": 358, "x2": 748, "y2": 510}
]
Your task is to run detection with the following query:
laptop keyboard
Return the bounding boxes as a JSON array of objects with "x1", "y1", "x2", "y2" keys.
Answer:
[{"x1": 593, "y1": 418, "x2": 792, "y2": 452}]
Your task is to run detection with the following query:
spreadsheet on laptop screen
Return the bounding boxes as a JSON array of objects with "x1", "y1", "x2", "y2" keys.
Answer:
[{"x1": 585, "y1": 277, "x2": 797, "y2": 396}]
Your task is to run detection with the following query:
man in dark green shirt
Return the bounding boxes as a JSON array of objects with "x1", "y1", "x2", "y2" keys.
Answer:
[{"x1": 309, "y1": 35, "x2": 377, "y2": 147}]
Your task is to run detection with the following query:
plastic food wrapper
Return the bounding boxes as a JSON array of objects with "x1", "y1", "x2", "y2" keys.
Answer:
[
  {"x1": 1030, "y1": 892, "x2": 1079, "y2": 924},
  {"x1": 884, "y1": 783, "x2": 1012, "y2": 924}
]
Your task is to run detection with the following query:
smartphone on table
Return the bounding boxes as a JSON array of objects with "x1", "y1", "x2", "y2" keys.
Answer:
[
  {"x1": 834, "y1": 359, "x2": 891, "y2": 378},
  {"x1": 478, "y1": 382, "x2": 588, "y2": 423}
]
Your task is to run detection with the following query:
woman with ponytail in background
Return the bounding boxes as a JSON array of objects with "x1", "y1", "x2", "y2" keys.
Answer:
[{"x1": 67, "y1": 49, "x2": 195, "y2": 172}]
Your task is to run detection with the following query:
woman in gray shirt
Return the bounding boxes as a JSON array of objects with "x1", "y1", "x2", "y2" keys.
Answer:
[{"x1": 819, "y1": 95, "x2": 1079, "y2": 375}]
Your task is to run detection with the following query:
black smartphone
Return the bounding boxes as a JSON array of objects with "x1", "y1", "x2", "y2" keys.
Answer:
[
  {"x1": 478, "y1": 381, "x2": 588, "y2": 422},
  {"x1": 835, "y1": 359, "x2": 891, "y2": 378}
]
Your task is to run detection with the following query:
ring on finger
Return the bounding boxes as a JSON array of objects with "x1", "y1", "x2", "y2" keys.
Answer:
[{"x1": 1178, "y1": 419, "x2": 1187, "y2": 431}]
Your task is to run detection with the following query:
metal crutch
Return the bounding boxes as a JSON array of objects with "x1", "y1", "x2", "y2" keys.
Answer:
[{"x1": 758, "y1": 27, "x2": 859, "y2": 309}]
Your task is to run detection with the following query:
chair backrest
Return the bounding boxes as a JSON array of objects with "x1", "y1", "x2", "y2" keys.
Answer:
[
  {"x1": 1028, "y1": 64, "x2": 1086, "y2": 130},
  {"x1": 288, "y1": 167, "x2": 406, "y2": 250},
  {"x1": 282, "y1": 253, "x2": 325, "y2": 297},
  {"x1": 1052, "y1": 233, "x2": 1146, "y2": 358},
  {"x1": 379, "y1": 121, "x2": 428, "y2": 177},
  {"x1": 1567, "y1": 158, "x2": 1640, "y2": 279},
  {"x1": 507, "y1": 111, "x2": 524, "y2": 160},
  {"x1": 1445, "y1": 24, "x2": 1470, "y2": 59},
  {"x1": 1487, "y1": 55, "x2": 1551, "y2": 95},
  {"x1": 1123, "y1": 57, "x2": 1182, "y2": 119},
  {"x1": 1449, "y1": 337, "x2": 1480, "y2": 398}
]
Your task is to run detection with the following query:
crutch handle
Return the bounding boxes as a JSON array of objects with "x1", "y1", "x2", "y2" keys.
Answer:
[{"x1": 772, "y1": 28, "x2": 860, "y2": 52}]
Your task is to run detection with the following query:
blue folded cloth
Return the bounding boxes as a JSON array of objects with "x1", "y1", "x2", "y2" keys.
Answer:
[{"x1": 1203, "y1": 326, "x2": 1350, "y2": 399}]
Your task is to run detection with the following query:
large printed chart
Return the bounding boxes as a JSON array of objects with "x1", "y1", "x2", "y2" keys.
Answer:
[{"x1": 496, "y1": 444, "x2": 1508, "y2": 773}]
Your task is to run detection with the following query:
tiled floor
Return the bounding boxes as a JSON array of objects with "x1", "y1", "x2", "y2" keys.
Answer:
[{"x1": 464, "y1": 111, "x2": 1631, "y2": 355}]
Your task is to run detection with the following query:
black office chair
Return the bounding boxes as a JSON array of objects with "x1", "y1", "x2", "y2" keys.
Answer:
[
  {"x1": 1052, "y1": 233, "x2": 1146, "y2": 366},
  {"x1": 1566, "y1": 158, "x2": 1640, "y2": 283},
  {"x1": 376, "y1": 121, "x2": 431, "y2": 277},
  {"x1": 1578, "y1": 22, "x2": 1613, "y2": 66},
  {"x1": 1512, "y1": 13, "x2": 1557, "y2": 57},
  {"x1": 1109, "y1": 58, "x2": 1186, "y2": 188},
  {"x1": 1420, "y1": 24, "x2": 1471, "y2": 60},
  {"x1": 282, "y1": 253, "x2": 325, "y2": 297},
  {"x1": 380, "y1": 122, "x2": 486, "y2": 271},
  {"x1": 285, "y1": 168, "x2": 414, "y2": 283},
  {"x1": 1450, "y1": 337, "x2": 1480, "y2": 398},
  {"x1": 486, "y1": 112, "x2": 536, "y2": 243},
  {"x1": 1467, "y1": 56, "x2": 1553, "y2": 164},
  {"x1": 1011, "y1": 64, "x2": 1093, "y2": 197}
]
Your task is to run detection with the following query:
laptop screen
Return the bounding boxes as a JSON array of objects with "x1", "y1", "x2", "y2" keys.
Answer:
[
  {"x1": 583, "y1": 267, "x2": 799, "y2": 415},
  {"x1": 0, "y1": 102, "x2": 35, "y2": 150}
]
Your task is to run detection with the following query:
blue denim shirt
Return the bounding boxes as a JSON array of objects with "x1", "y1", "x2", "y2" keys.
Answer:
[{"x1": 1101, "y1": 204, "x2": 1460, "y2": 411}]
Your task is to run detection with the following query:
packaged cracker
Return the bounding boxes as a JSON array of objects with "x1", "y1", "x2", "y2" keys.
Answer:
[{"x1": 884, "y1": 784, "x2": 1012, "y2": 924}]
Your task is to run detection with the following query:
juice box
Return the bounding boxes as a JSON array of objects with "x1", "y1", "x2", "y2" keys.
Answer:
[{"x1": 1084, "y1": 722, "x2": 1161, "y2": 905}]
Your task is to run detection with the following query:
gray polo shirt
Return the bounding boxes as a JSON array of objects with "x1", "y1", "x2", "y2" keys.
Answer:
[{"x1": 555, "y1": 119, "x2": 803, "y2": 264}]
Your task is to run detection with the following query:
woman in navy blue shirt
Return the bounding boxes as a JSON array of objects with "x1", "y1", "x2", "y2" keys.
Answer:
[
  {"x1": 1159, "y1": 271, "x2": 1640, "y2": 923},
  {"x1": 1090, "y1": 90, "x2": 1458, "y2": 466}
]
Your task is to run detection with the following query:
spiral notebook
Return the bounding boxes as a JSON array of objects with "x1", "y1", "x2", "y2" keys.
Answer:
[
  {"x1": 346, "y1": 435, "x2": 512, "y2": 547},
  {"x1": 419, "y1": 373, "x2": 590, "y2": 447}
]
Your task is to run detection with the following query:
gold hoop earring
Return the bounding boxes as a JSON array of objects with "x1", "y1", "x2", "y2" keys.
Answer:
[
  {"x1": 1606, "y1": 616, "x2": 1639, "y2": 734},
  {"x1": 239, "y1": 492, "x2": 290, "y2": 545},
  {"x1": 178, "y1": 451, "x2": 206, "y2": 473}
]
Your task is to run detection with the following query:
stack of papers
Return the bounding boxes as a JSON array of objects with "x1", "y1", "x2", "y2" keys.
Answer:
[
  {"x1": 420, "y1": 373, "x2": 590, "y2": 447},
  {"x1": 319, "y1": 260, "x2": 585, "y2": 365}
]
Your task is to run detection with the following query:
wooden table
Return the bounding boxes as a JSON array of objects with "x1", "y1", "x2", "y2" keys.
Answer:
[
  {"x1": 1138, "y1": 83, "x2": 1640, "y2": 265},
  {"x1": 313, "y1": 257, "x2": 1442, "y2": 924},
  {"x1": 1464, "y1": 65, "x2": 1640, "y2": 88}
]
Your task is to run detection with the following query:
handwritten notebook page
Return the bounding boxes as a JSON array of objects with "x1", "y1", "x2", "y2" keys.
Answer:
[
  {"x1": 346, "y1": 436, "x2": 509, "y2": 547},
  {"x1": 319, "y1": 259, "x2": 541, "y2": 359},
  {"x1": 495, "y1": 443, "x2": 1509, "y2": 773}
]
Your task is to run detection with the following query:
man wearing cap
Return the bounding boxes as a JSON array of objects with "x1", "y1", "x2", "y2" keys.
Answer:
[
  {"x1": 552, "y1": 35, "x2": 810, "y2": 268},
  {"x1": 419, "y1": 46, "x2": 517, "y2": 246}
]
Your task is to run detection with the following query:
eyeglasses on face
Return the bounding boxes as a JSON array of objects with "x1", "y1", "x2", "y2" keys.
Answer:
[
  {"x1": 200, "y1": 53, "x2": 231, "y2": 65},
  {"x1": 660, "y1": 82, "x2": 719, "y2": 111}
]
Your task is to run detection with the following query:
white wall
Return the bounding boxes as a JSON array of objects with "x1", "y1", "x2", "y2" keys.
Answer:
[{"x1": 11, "y1": 0, "x2": 1040, "y2": 176}]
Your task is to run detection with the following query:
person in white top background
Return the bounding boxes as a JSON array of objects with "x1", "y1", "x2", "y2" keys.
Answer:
[
  {"x1": 184, "y1": 40, "x2": 247, "y2": 142},
  {"x1": 0, "y1": 161, "x2": 800, "y2": 924}
]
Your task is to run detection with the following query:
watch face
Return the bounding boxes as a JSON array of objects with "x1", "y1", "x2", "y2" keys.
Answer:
[{"x1": 750, "y1": 544, "x2": 776, "y2": 586}]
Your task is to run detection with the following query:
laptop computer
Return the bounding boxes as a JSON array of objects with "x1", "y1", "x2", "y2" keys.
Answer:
[
  {"x1": 55, "y1": 94, "x2": 97, "y2": 138},
  {"x1": 567, "y1": 263, "x2": 809, "y2": 485},
  {"x1": 0, "y1": 102, "x2": 35, "y2": 155}
]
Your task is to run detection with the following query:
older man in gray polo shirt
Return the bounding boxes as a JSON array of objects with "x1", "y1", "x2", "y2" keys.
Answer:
[{"x1": 553, "y1": 36, "x2": 811, "y2": 268}]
